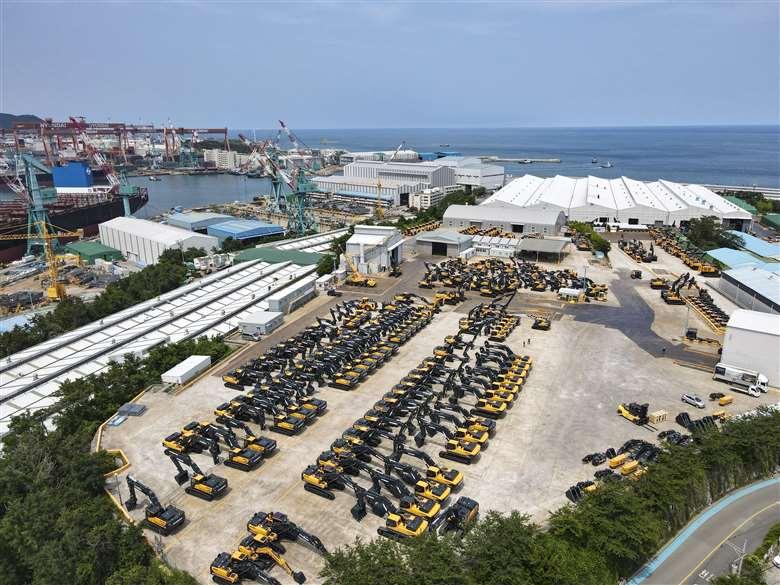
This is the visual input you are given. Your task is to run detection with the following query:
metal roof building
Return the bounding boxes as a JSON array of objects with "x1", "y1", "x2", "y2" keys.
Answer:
[
  {"x1": 64, "y1": 241, "x2": 123, "y2": 264},
  {"x1": 99, "y1": 217, "x2": 219, "y2": 265},
  {"x1": 207, "y1": 220, "x2": 285, "y2": 243},
  {"x1": 727, "y1": 231, "x2": 780, "y2": 261},
  {"x1": 0, "y1": 259, "x2": 316, "y2": 436},
  {"x1": 346, "y1": 225, "x2": 404, "y2": 273},
  {"x1": 722, "y1": 309, "x2": 780, "y2": 386},
  {"x1": 415, "y1": 230, "x2": 473, "y2": 257},
  {"x1": 233, "y1": 247, "x2": 322, "y2": 266},
  {"x1": 271, "y1": 228, "x2": 349, "y2": 254},
  {"x1": 167, "y1": 211, "x2": 234, "y2": 233},
  {"x1": 483, "y1": 175, "x2": 752, "y2": 230},
  {"x1": 443, "y1": 203, "x2": 566, "y2": 236},
  {"x1": 719, "y1": 265, "x2": 780, "y2": 315}
]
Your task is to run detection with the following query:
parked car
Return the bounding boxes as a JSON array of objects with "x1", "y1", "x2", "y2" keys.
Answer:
[{"x1": 681, "y1": 393, "x2": 705, "y2": 409}]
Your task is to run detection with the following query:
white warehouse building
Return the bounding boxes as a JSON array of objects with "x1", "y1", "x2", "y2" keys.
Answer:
[
  {"x1": 99, "y1": 217, "x2": 219, "y2": 265},
  {"x1": 443, "y1": 203, "x2": 566, "y2": 236},
  {"x1": 721, "y1": 309, "x2": 780, "y2": 387},
  {"x1": 344, "y1": 161, "x2": 455, "y2": 201},
  {"x1": 311, "y1": 175, "x2": 426, "y2": 206},
  {"x1": 420, "y1": 156, "x2": 505, "y2": 190},
  {"x1": 484, "y1": 175, "x2": 752, "y2": 230}
]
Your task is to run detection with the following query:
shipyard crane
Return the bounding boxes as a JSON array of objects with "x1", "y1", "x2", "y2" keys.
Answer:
[
  {"x1": 0, "y1": 221, "x2": 84, "y2": 300},
  {"x1": 278, "y1": 120, "x2": 310, "y2": 154},
  {"x1": 375, "y1": 141, "x2": 406, "y2": 220}
]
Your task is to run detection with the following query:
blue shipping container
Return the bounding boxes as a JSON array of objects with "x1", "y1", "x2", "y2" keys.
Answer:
[{"x1": 52, "y1": 161, "x2": 93, "y2": 188}]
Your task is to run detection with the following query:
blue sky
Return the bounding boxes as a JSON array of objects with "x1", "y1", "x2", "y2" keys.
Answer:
[{"x1": 2, "y1": 1, "x2": 778, "y2": 128}]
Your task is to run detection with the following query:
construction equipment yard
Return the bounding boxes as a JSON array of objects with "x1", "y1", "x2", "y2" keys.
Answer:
[{"x1": 100, "y1": 247, "x2": 779, "y2": 585}]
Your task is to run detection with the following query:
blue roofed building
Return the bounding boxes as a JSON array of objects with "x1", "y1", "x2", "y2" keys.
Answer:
[
  {"x1": 719, "y1": 265, "x2": 780, "y2": 315},
  {"x1": 167, "y1": 211, "x2": 234, "y2": 233},
  {"x1": 728, "y1": 231, "x2": 780, "y2": 261},
  {"x1": 207, "y1": 219, "x2": 285, "y2": 244}
]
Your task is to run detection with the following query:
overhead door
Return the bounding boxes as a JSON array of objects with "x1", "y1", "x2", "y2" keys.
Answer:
[{"x1": 431, "y1": 242, "x2": 448, "y2": 256}]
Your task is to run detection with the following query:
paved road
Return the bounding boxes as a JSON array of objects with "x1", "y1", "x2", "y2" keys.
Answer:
[{"x1": 629, "y1": 477, "x2": 780, "y2": 585}]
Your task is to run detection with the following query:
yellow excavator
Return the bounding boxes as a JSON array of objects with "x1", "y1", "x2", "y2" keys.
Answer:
[{"x1": 344, "y1": 254, "x2": 377, "y2": 288}]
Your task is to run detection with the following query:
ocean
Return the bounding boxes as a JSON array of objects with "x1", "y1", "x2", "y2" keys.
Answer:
[{"x1": 132, "y1": 125, "x2": 779, "y2": 214}]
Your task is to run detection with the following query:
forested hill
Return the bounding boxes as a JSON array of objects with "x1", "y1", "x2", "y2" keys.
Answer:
[{"x1": 0, "y1": 113, "x2": 44, "y2": 129}]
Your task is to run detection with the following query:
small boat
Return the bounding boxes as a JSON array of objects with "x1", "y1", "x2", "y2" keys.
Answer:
[
  {"x1": 148, "y1": 175, "x2": 161, "y2": 181},
  {"x1": 599, "y1": 161, "x2": 613, "y2": 168},
  {"x1": 591, "y1": 158, "x2": 598, "y2": 164},
  {"x1": 439, "y1": 144, "x2": 451, "y2": 147}
]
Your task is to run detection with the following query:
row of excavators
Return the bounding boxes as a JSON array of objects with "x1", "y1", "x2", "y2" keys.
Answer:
[
  {"x1": 419, "y1": 257, "x2": 608, "y2": 300},
  {"x1": 300, "y1": 295, "x2": 531, "y2": 540},
  {"x1": 617, "y1": 238, "x2": 657, "y2": 263},
  {"x1": 648, "y1": 227, "x2": 720, "y2": 276},
  {"x1": 653, "y1": 271, "x2": 729, "y2": 331},
  {"x1": 223, "y1": 296, "x2": 435, "y2": 394},
  {"x1": 210, "y1": 511, "x2": 328, "y2": 584}
]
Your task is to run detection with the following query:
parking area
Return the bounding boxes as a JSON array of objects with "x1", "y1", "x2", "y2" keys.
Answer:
[{"x1": 102, "y1": 248, "x2": 779, "y2": 585}]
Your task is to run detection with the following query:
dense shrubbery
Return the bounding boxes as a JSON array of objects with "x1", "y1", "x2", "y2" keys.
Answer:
[
  {"x1": 322, "y1": 410, "x2": 780, "y2": 585},
  {"x1": 720, "y1": 190, "x2": 780, "y2": 215},
  {"x1": 0, "y1": 248, "x2": 200, "y2": 359},
  {"x1": 569, "y1": 221, "x2": 612, "y2": 254},
  {"x1": 0, "y1": 336, "x2": 229, "y2": 585}
]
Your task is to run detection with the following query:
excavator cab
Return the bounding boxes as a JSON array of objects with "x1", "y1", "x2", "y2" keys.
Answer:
[
  {"x1": 301, "y1": 464, "x2": 344, "y2": 499},
  {"x1": 430, "y1": 496, "x2": 479, "y2": 535},
  {"x1": 414, "y1": 480, "x2": 450, "y2": 502},
  {"x1": 270, "y1": 413, "x2": 306, "y2": 436},
  {"x1": 209, "y1": 551, "x2": 281, "y2": 585},
  {"x1": 441, "y1": 439, "x2": 481, "y2": 464},
  {"x1": 378, "y1": 513, "x2": 428, "y2": 539},
  {"x1": 224, "y1": 447, "x2": 264, "y2": 472},
  {"x1": 472, "y1": 398, "x2": 507, "y2": 419},
  {"x1": 237, "y1": 539, "x2": 306, "y2": 584},
  {"x1": 165, "y1": 449, "x2": 228, "y2": 501},
  {"x1": 399, "y1": 495, "x2": 440, "y2": 519},
  {"x1": 426, "y1": 465, "x2": 463, "y2": 488}
]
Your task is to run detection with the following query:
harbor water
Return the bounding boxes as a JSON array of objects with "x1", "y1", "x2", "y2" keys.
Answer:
[{"x1": 135, "y1": 126, "x2": 779, "y2": 213}]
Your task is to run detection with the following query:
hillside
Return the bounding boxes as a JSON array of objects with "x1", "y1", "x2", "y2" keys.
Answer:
[{"x1": 0, "y1": 113, "x2": 44, "y2": 129}]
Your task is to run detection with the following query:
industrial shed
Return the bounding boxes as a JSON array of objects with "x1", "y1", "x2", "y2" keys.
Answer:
[
  {"x1": 517, "y1": 238, "x2": 570, "y2": 262},
  {"x1": 64, "y1": 241, "x2": 123, "y2": 264},
  {"x1": 727, "y1": 231, "x2": 780, "y2": 261},
  {"x1": 443, "y1": 203, "x2": 566, "y2": 236},
  {"x1": 233, "y1": 247, "x2": 322, "y2": 266},
  {"x1": 483, "y1": 175, "x2": 752, "y2": 230},
  {"x1": 98, "y1": 217, "x2": 218, "y2": 266},
  {"x1": 719, "y1": 265, "x2": 780, "y2": 314},
  {"x1": 721, "y1": 309, "x2": 780, "y2": 386},
  {"x1": 345, "y1": 225, "x2": 404, "y2": 273},
  {"x1": 167, "y1": 211, "x2": 234, "y2": 233},
  {"x1": 207, "y1": 219, "x2": 285, "y2": 244},
  {"x1": 416, "y1": 230, "x2": 473, "y2": 257}
]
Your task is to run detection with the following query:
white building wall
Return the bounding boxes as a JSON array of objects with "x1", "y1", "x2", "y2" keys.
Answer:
[
  {"x1": 721, "y1": 327, "x2": 780, "y2": 386},
  {"x1": 99, "y1": 221, "x2": 218, "y2": 265}
]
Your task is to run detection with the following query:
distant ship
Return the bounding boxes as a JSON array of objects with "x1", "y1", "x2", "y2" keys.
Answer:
[
  {"x1": 0, "y1": 160, "x2": 148, "y2": 261},
  {"x1": 592, "y1": 158, "x2": 598, "y2": 164},
  {"x1": 439, "y1": 144, "x2": 451, "y2": 147},
  {"x1": 600, "y1": 161, "x2": 614, "y2": 168}
]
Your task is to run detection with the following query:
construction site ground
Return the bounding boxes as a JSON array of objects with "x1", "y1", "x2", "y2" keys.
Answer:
[{"x1": 100, "y1": 251, "x2": 779, "y2": 585}]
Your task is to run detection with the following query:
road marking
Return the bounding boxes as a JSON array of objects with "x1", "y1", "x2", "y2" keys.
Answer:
[
  {"x1": 677, "y1": 501, "x2": 779, "y2": 585},
  {"x1": 627, "y1": 477, "x2": 780, "y2": 585}
]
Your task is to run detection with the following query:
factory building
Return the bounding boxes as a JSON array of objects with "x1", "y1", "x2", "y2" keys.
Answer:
[
  {"x1": 420, "y1": 156, "x2": 505, "y2": 190},
  {"x1": 718, "y1": 265, "x2": 780, "y2": 314},
  {"x1": 338, "y1": 150, "x2": 420, "y2": 164},
  {"x1": 721, "y1": 309, "x2": 780, "y2": 386},
  {"x1": 64, "y1": 241, "x2": 124, "y2": 264},
  {"x1": 443, "y1": 203, "x2": 566, "y2": 236},
  {"x1": 206, "y1": 219, "x2": 285, "y2": 245},
  {"x1": 726, "y1": 231, "x2": 780, "y2": 261},
  {"x1": 345, "y1": 225, "x2": 404, "y2": 273},
  {"x1": 704, "y1": 248, "x2": 780, "y2": 272},
  {"x1": 409, "y1": 186, "x2": 461, "y2": 210},
  {"x1": 99, "y1": 217, "x2": 218, "y2": 265},
  {"x1": 167, "y1": 211, "x2": 234, "y2": 233},
  {"x1": 311, "y1": 175, "x2": 425, "y2": 206},
  {"x1": 345, "y1": 160, "x2": 456, "y2": 191},
  {"x1": 415, "y1": 230, "x2": 474, "y2": 257},
  {"x1": 202, "y1": 149, "x2": 252, "y2": 170},
  {"x1": 484, "y1": 175, "x2": 752, "y2": 229}
]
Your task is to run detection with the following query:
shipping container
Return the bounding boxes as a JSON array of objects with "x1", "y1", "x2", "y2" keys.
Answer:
[{"x1": 161, "y1": 355, "x2": 212, "y2": 385}]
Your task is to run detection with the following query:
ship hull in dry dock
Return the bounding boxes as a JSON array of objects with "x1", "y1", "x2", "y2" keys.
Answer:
[{"x1": 0, "y1": 191, "x2": 148, "y2": 262}]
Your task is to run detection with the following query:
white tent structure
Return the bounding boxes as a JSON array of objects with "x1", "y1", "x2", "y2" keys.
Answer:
[{"x1": 483, "y1": 175, "x2": 752, "y2": 229}]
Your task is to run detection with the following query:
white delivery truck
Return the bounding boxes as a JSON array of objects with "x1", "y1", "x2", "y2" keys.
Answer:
[{"x1": 713, "y1": 363, "x2": 768, "y2": 394}]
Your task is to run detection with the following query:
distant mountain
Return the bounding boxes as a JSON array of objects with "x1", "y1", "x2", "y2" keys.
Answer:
[{"x1": 0, "y1": 113, "x2": 44, "y2": 130}]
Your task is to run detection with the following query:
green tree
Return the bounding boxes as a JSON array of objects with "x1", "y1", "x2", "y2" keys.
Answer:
[
  {"x1": 316, "y1": 254, "x2": 336, "y2": 276},
  {"x1": 685, "y1": 216, "x2": 744, "y2": 250}
]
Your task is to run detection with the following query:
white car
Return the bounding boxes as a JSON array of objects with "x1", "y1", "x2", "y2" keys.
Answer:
[
  {"x1": 681, "y1": 394, "x2": 705, "y2": 409},
  {"x1": 773, "y1": 554, "x2": 780, "y2": 569}
]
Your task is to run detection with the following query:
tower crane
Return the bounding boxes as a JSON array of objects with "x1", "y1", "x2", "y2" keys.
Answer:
[
  {"x1": 0, "y1": 221, "x2": 84, "y2": 300},
  {"x1": 375, "y1": 141, "x2": 406, "y2": 220}
]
